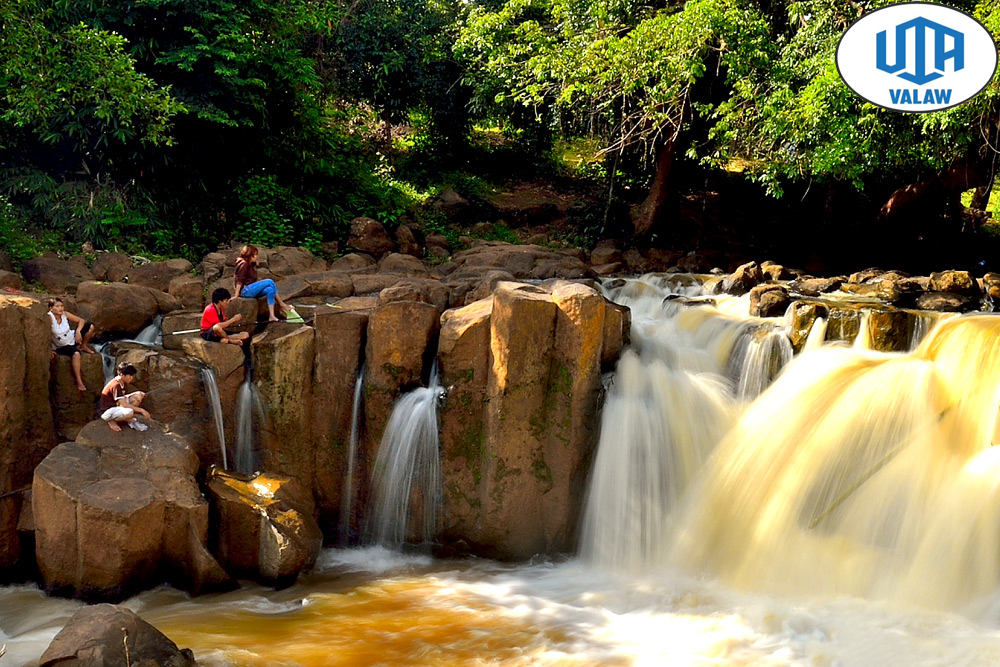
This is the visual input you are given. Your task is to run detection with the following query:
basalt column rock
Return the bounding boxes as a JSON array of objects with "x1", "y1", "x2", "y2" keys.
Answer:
[
  {"x1": 0, "y1": 296, "x2": 57, "y2": 571},
  {"x1": 49, "y1": 352, "x2": 104, "y2": 441},
  {"x1": 438, "y1": 298, "x2": 493, "y2": 546},
  {"x1": 254, "y1": 326, "x2": 316, "y2": 490},
  {"x1": 362, "y1": 301, "x2": 441, "y2": 502},
  {"x1": 312, "y1": 309, "x2": 369, "y2": 541}
]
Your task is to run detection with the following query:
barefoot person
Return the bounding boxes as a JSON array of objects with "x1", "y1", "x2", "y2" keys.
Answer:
[
  {"x1": 234, "y1": 244, "x2": 292, "y2": 322},
  {"x1": 47, "y1": 297, "x2": 96, "y2": 391},
  {"x1": 201, "y1": 288, "x2": 250, "y2": 346},
  {"x1": 99, "y1": 362, "x2": 150, "y2": 432}
]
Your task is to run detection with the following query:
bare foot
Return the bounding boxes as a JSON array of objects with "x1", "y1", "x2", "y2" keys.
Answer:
[
  {"x1": 77, "y1": 384, "x2": 87, "y2": 392},
  {"x1": 229, "y1": 338, "x2": 244, "y2": 346},
  {"x1": 268, "y1": 317, "x2": 280, "y2": 322},
  {"x1": 108, "y1": 421, "x2": 122, "y2": 432},
  {"x1": 80, "y1": 346, "x2": 96, "y2": 354}
]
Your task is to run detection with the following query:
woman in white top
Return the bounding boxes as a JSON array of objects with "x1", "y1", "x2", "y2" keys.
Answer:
[{"x1": 47, "y1": 297, "x2": 95, "y2": 392}]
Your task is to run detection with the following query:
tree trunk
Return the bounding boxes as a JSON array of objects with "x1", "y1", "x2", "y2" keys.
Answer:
[
  {"x1": 630, "y1": 140, "x2": 675, "y2": 237},
  {"x1": 879, "y1": 157, "x2": 990, "y2": 225},
  {"x1": 971, "y1": 180, "x2": 994, "y2": 211}
]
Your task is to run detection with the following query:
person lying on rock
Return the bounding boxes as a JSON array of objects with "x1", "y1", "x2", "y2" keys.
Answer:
[
  {"x1": 99, "y1": 362, "x2": 151, "y2": 433},
  {"x1": 47, "y1": 297, "x2": 96, "y2": 392},
  {"x1": 201, "y1": 287, "x2": 250, "y2": 346},
  {"x1": 234, "y1": 243, "x2": 292, "y2": 323}
]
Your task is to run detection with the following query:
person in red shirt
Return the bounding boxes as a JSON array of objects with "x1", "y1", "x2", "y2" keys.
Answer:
[{"x1": 201, "y1": 288, "x2": 250, "y2": 346}]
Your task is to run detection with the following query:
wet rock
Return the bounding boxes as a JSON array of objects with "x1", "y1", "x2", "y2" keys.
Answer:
[
  {"x1": 984, "y1": 273, "x2": 1000, "y2": 301},
  {"x1": 749, "y1": 284, "x2": 791, "y2": 318},
  {"x1": 930, "y1": 270, "x2": 979, "y2": 296},
  {"x1": 75, "y1": 281, "x2": 159, "y2": 337},
  {"x1": 602, "y1": 301, "x2": 630, "y2": 369},
  {"x1": 826, "y1": 307, "x2": 862, "y2": 344},
  {"x1": 760, "y1": 261, "x2": 795, "y2": 281},
  {"x1": 348, "y1": 217, "x2": 397, "y2": 259},
  {"x1": 876, "y1": 274, "x2": 927, "y2": 304},
  {"x1": 788, "y1": 302, "x2": 829, "y2": 352},
  {"x1": 848, "y1": 267, "x2": 889, "y2": 284},
  {"x1": 22, "y1": 257, "x2": 94, "y2": 294},
  {"x1": 868, "y1": 309, "x2": 914, "y2": 352},
  {"x1": 915, "y1": 291, "x2": 972, "y2": 312},
  {"x1": 789, "y1": 276, "x2": 844, "y2": 297},
  {"x1": 720, "y1": 262, "x2": 764, "y2": 296},
  {"x1": 126, "y1": 259, "x2": 194, "y2": 291},
  {"x1": 39, "y1": 603, "x2": 196, "y2": 667},
  {"x1": 207, "y1": 469, "x2": 322, "y2": 585}
]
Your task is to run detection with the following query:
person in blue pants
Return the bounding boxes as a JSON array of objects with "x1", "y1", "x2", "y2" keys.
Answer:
[{"x1": 234, "y1": 244, "x2": 292, "y2": 322}]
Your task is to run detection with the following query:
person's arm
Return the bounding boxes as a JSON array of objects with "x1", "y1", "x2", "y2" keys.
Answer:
[{"x1": 65, "y1": 311, "x2": 86, "y2": 343}]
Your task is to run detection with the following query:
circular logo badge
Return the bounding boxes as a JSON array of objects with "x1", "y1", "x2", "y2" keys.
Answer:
[{"x1": 836, "y1": 2, "x2": 998, "y2": 113}]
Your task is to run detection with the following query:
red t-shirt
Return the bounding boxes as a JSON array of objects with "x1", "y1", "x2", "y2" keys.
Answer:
[
  {"x1": 201, "y1": 303, "x2": 225, "y2": 332},
  {"x1": 99, "y1": 378, "x2": 125, "y2": 412}
]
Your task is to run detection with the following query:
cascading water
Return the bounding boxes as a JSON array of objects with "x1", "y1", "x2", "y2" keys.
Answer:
[
  {"x1": 366, "y1": 367, "x2": 444, "y2": 549},
  {"x1": 234, "y1": 377, "x2": 264, "y2": 475},
  {"x1": 199, "y1": 367, "x2": 227, "y2": 470},
  {"x1": 134, "y1": 314, "x2": 163, "y2": 345},
  {"x1": 339, "y1": 363, "x2": 365, "y2": 546},
  {"x1": 93, "y1": 342, "x2": 117, "y2": 384},
  {"x1": 803, "y1": 315, "x2": 828, "y2": 351}
]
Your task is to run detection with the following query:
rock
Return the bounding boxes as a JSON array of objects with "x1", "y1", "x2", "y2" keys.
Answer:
[
  {"x1": 296, "y1": 271, "x2": 354, "y2": 298},
  {"x1": 848, "y1": 267, "x2": 888, "y2": 284},
  {"x1": 254, "y1": 326, "x2": 315, "y2": 489},
  {"x1": 788, "y1": 302, "x2": 829, "y2": 352},
  {"x1": 22, "y1": 257, "x2": 94, "y2": 294},
  {"x1": 458, "y1": 269, "x2": 517, "y2": 305},
  {"x1": 789, "y1": 276, "x2": 845, "y2": 297},
  {"x1": 207, "y1": 469, "x2": 322, "y2": 585},
  {"x1": 126, "y1": 259, "x2": 194, "y2": 291},
  {"x1": 168, "y1": 274, "x2": 204, "y2": 310},
  {"x1": 0, "y1": 296, "x2": 57, "y2": 570},
  {"x1": 675, "y1": 253, "x2": 712, "y2": 273},
  {"x1": 432, "y1": 187, "x2": 473, "y2": 223},
  {"x1": 199, "y1": 252, "x2": 227, "y2": 284},
  {"x1": 590, "y1": 241, "x2": 622, "y2": 267},
  {"x1": 378, "y1": 253, "x2": 429, "y2": 277},
  {"x1": 348, "y1": 217, "x2": 397, "y2": 259},
  {"x1": 930, "y1": 270, "x2": 979, "y2": 296},
  {"x1": 915, "y1": 291, "x2": 972, "y2": 312},
  {"x1": 749, "y1": 284, "x2": 791, "y2": 318},
  {"x1": 74, "y1": 281, "x2": 159, "y2": 337},
  {"x1": 0, "y1": 269, "x2": 23, "y2": 290},
  {"x1": 330, "y1": 253, "x2": 377, "y2": 273},
  {"x1": 826, "y1": 307, "x2": 862, "y2": 344},
  {"x1": 396, "y1": 225, "x2": 423, "y2": 258},
  {"x1": 720, "y1": 262, "x2": 764, "y2": 295},
  {"x1": 427, "y1": 245, "x2": 451, "y2": 261},
  {"x1": 425, "y1": 234, "x2": 452, "y2": 252},
  {"x1": 379, "y1": 280, "x2": 449, "y2": 310},
  {"x1": 146, "y1": 287, "x2": 182, "y2": 315},
  {"x1": 438, "y1": 298, "x2": 493, "y2": 544},
  {"x1": 267, "y1": 246, "x2": 327, "y2": 277},
  {"x1": 49, "y1": 353, "x2": 104, "y2": 441},
  {"x1": 602, "y1": 301, "x2": 630, "y2": 369},
  {"x1": 0, "y1": 250, "x2": 11, "y2": 272},
  {"x1": 33, "y1": 422, "x2": 224, "y2": 601},
  {"x1": 622, "y1": 249, "x2": 650, "y2": 274},
  {"x1": 760, "y1": 261, "x2": 794, "y2": 281},
  {"x1": 352, "y1": 274, "x2": 401, "y2": 296},
  {"x1": 161, "y1": 311, "x2": 201, "y2": 351},
  {"x1": 984, "y1": 273, "x2": 1000, "y2": 301},
  {"x1": 91, "y1": 252, "x2": 133, "y2": 283},
  {"x1": 868, "y1": 309, "x2": 914, "y2": 352},
  {"x1": 319, "y1": 241, "x2": 340, "y2": 261},
  {"x1": 877, "y1": 274, "x2": 926, "y2": 304},
  {"x1": 312, "y1": 310, "x2": 368, "y2": 540},
  {"x1": 39, "y1": 604, "x2": 196, "y2": 667},
  {"x1": 592, "y1": 262, "x2": 623, "y2": 276}
]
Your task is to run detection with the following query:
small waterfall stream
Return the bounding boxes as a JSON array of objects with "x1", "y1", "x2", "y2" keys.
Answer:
[
  {"x1": 234, "y1": 377, "x2": 264, "y2": 475},
  {"x1": 339, "y1": 364, "x2": 366, "y2": 546},
  {"x1": 199, "y1": 367, "x2": 227, "y2": 470},
  {"x1": 366, "y1": 368, "x2": 444, "y2": 549}
]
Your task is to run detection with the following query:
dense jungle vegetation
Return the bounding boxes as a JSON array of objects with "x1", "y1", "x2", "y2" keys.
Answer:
[{"x1": 0, "y1": 0, "x2": 998, "y2": 270}]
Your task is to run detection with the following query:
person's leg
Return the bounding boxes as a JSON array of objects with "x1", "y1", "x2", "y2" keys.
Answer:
[
  {"x1": 101, "y1": 406, "x2": 133, "y2": 432},
  {"x1": 71, "y1": 351, "x2": 86, "y2": 391},
  {"x1": 240, "y1": 281, "x2": 273, "y2": 303},
  {"x1": 80, "y1": 322, "x2": 96, "y2": 354}
]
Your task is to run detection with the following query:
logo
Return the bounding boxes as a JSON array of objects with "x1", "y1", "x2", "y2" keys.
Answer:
[{"x1": 837, "y1": 2, "x2": 997, "y2": 113}]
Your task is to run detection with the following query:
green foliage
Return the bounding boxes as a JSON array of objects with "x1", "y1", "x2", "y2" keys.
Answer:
[{"x1": 0, "y1": 196, "x2": 39, "y2": 267}]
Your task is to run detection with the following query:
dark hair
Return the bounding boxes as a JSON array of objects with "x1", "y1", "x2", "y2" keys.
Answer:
[
  {"x1": 211, "y1": 287, "x2": 232, "y2": 304},
  {"x1": 117, "y1": 362, "x2": 137, "y2": 377},
  {"x1": 239, "y1": 244, "x2": 258, "y2": 262},
  {"x1": 47, "y1": 297, "x2": 63, "y2": 309}
]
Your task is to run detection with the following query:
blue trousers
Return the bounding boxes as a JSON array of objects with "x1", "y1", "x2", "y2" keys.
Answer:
[{"x1": 241, "y1": 279, "x2": 278, "y2": 305}]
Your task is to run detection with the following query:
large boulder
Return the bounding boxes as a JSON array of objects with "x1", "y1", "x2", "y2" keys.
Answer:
[
  {"x1": 49, "y1": 352, "x2": 104, "y2": 441},
  {"x1": 126, "y1": 259, "x2": 194, "y2": 291},
  {"x1": 0, "y1": 269, "x2": 23, "y2": 290},
  {"x1": 161, "y1": 310, "x2": 202, "y2": 351},
  {"x1": 329, "y1": 253, "x2": 377, "y2": 273},
  {"x1": 90, "y1": 252, "x2": 132, "y2": 283},
  {"x1": 748, "y1": 284, "x2": 791, "y2": 318},
  {"x1": 74, "y1": 282, "x2": 160, "y2": 337},
  {"x1": 267, "y1": 246, "x2": 327, "y2": 277},
  {"x1": 348, "y1": 217, "x2": 397, "y2": 259},
  {"x1": 378, "y1": 252, "x2": 429, "y2": 277},
  {"x1": 33, "y1": 421, "x2": 228, "y2": 600},
  {"x1": 168, "y1": 274, "x2": 204, "y2": 310},
  {"x1": 312, "y1": 310, "x2": 368, "y2": 541},
  {"x1": 0, "y1": 296, "x2": 57, "y2": 571},
  {"x1": 719, "y1": 262, "x2": 764, "y2": 296},
  {"x1": 396, "y1": 225, "x2": 423, "y2": 258},
  {"x1": 930, "y1": 270, "x2": 979, "y2": 296},
  {"x1": 39, "y1": 604, "x2": 196, "y2": 667},
  {"x1": 207, "y1": 469, "x2": 322, "y2": 584},
  {"x1": 22, "y1": 257, "x2": 94, "y2": 294}
]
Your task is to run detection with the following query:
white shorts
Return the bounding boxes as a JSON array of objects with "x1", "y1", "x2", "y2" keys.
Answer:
[{"x1": 101, "y1": 406, "x2": 134, "y2": 422}]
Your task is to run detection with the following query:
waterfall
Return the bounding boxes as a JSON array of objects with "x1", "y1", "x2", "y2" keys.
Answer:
[
  {"x1": 134, "y1": 315, "x2": 163, "y2": 346},
  {"x1": 803, "y1": 316, "x2": 828, "y2": 351},
  {"x1": 729, "y1": 327, "x2": 793, "y2": 401},
  {"x1": 234, "y1": 378, "x2": 264, "y2": 476},
  {"x1": 366, "y1": 368, "x2": 444, "y2": 549},
  {"x1": 94, "y1": 343, "x2": 116, "y2": 384},
  {"x1": 853, "y1": 309, "x2": 871, "y2": 349},
  {"x1": 339, "y1": 364, "x2": 365, "y2": 546},
  {"x1": 200, "y1": 367, "x2": 227, "y2": 470}
]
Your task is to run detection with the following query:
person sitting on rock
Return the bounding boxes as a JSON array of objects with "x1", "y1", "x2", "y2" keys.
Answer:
[
  {"x1": 99, "y1": 362, "x2": 151, "y2": 433},
  {"x1": 234, "y1": 244, "x2": 292, "y2": 323},
  {"x1": 201, "y1": 287, "x2": 249, "y2": 346},
  {"x1": 47, "y1": 297, "x2": 96, "y2": 392}
]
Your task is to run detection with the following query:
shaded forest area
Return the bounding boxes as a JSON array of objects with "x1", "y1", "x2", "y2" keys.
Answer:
[{"x1": 0, "y1": 0, "x2": 998, "y2": 274}]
